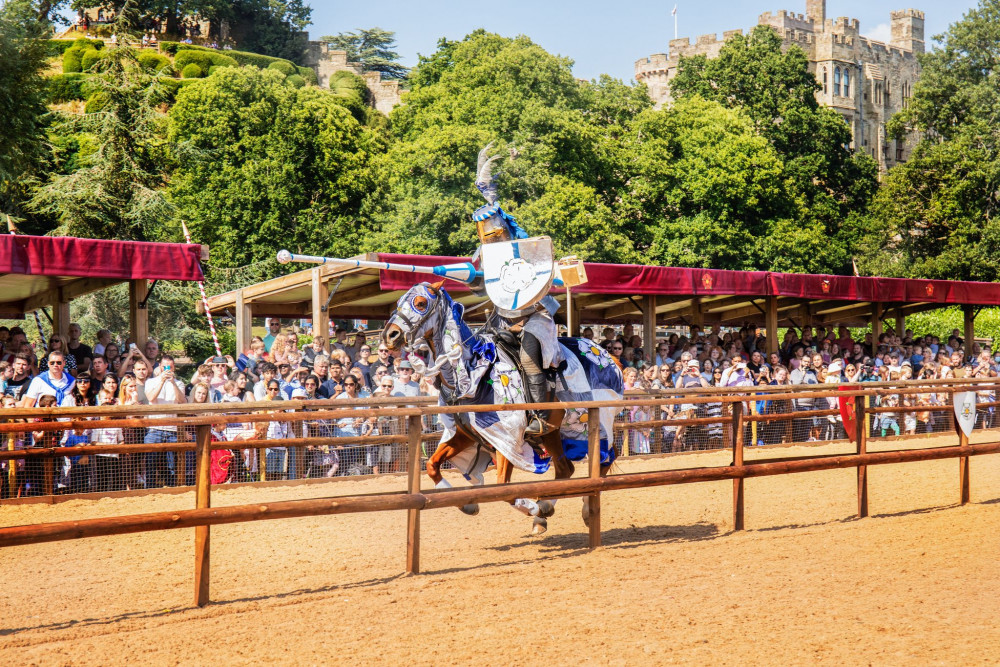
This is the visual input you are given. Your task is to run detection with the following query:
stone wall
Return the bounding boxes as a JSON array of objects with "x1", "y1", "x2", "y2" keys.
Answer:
[{"x1": 302, "y1": 41, "x2": 403, "y2": 115}]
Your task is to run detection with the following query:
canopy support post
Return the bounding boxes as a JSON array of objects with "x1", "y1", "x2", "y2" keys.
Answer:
[
  {"x1": 235, "y1": 289, "x2": 251, "y2": 358},
  {"x1": 129, "y1": 279, "x2": 148, "y2": 348},
  {"x1": 963, "y1": 305, "x2": 975, "y2": 352},
  {"x1": 311, "y1": 268, "x2": 330, "y2": 353},
  {"x1": 643, "y1": 295, "x2": 656, "y2": 363},
  {"x1": 766, "y1": 296, "x2": 778, "y2": 356}
]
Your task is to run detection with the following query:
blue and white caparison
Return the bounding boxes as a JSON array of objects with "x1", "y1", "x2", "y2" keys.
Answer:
[{"x1": 382, "y1": 282, "x2": 623, "y2": 476}]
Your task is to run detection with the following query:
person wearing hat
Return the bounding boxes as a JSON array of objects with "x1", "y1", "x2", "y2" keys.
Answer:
[{"x1": 392, "y1": 360, "x2": 420, "y2": 398}]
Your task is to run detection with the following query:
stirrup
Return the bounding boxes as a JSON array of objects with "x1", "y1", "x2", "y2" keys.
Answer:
[{"x1": 526, "y1": 413, "x2": 558, "y2": 436}]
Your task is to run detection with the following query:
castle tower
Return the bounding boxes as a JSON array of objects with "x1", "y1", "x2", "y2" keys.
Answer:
[
  {"x1": 890, "y1": 9, "x2": 925, "y2": 54},
  {"x1": 806, "y1": 0, "x2": 826, "y2": 23}
]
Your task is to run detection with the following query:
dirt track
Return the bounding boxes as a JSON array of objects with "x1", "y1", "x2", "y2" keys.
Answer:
[{"x1": 1, "y1": 434, "x2": 999, "y2": 665}]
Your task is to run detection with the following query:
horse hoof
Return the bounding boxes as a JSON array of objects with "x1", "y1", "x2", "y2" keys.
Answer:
[
  {"x1": 536, "y1": 500, "x2": 556, "y2": 518},
  {"x1": 531, "y1": 517, "x2": 548, "y2": 535},
  {"x1": 582, "y1": 498, "x2": 590, "y2": 527},
  {"x1": 460, "y1": 503, "x2": 480, "y2": 516}
]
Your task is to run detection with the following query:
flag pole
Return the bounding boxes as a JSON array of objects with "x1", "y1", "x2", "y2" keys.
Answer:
[
  {"x1": 673, "y1": 4, "x2": 678, "y2": 40},
  {"x1": 181, "y1": 222, "x2": 223, "y2": 358}
]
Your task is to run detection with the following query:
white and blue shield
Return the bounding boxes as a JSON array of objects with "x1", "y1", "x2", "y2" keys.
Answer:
[
  {"x1": 480, "y1": 237, "x2": 554, "y2": 312},
  {"x1": 954, "y1": 391, "x2": 977, "y2": 437}
]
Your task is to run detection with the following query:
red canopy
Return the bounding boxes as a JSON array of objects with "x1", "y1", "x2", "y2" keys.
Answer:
[
  {"x1": 378, "y1": 253, "x2": 1000, "y2": 306},
  {"x1": 0, "y1": 235, "x2": 205, "y2": 281}
]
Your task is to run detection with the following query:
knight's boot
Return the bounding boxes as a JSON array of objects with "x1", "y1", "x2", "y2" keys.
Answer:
[{"x1": 525, "y1": 372, "x2": 556, "y2": 436}]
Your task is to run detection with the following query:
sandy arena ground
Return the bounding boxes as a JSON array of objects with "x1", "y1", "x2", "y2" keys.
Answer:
[{"x1": 1, "y1": 433, "x2": 999, "y2": 665}]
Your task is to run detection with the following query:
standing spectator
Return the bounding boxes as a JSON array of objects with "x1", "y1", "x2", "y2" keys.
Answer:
[
  {"x1": 21, "y1": 350, "x2": 75, "y2": 408},
  {"x1": 66, "y1": 323, "x2": 93, "y2": 373},
  {"x1": 335, "y1": 377, "x2": 366, "y2": 475},
  {"x1": 321, "y1": 360, "x2": 346, "y2": 398},
  {"x1": 253, "y1": 362, "x2": 279, "y2": 401},
  {"x1": 93, "y1": 329, "x2": 112, "y2": 357},
  {"x1": 144, "y1": 354, "x2": 187, "y2": 487},
  {"x1": 789, "y1": 355, "x2": 819, "y2": 442},
  {"x1": 263, "y1": 319, "x2": 281, "y2": 353},
  {"x1": 302, "y1": 335, "x2": 326, "y2": 368},
  {"x1": 371, "y1": 343, "x2": 395, "y2": 375},
  {"x1": 344, "y1": 330, "x2": 367, "y2": 362},
  {"x1": 392, "y1": 361, "x2": 420, "y2": 397},
  {"x1": 39, "y1": 335, "x2": 78, "y2": 375},
  {"x1": 92, "y1": 375, "x2": 124, "y2": 491},
  {"x1": 89, "y1": 354, "x2": 110, "y2": 400}
]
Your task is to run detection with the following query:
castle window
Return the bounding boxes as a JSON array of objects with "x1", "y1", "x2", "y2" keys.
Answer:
[
  {"x1": 822, "y1": 67, "x2": 828, "y2": 93},
  {"x1": 843, "y1": 70, "x2": 850, "y2": 97},
  {"x1": 834, "y1": 67, "x2": 841, "y2": 96}
]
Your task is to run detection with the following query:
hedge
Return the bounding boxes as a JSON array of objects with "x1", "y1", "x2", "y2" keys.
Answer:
[
  {"x1": 297, "y1": 66, "x2": 317, "y2": 85},
  {"x1": 46, "y1": 38, "x2": 103, "y2": 56},
  {"x1": 62, "y1": 47, "x2": 83, "y2": 73},
  {"x1": 80, "y1": 48, "x2": 105, "y2": 72},
  {"x1": 175, "y1": 49, "x2": 237, "y2": 73},
  {"x1": 268, "y1": 60, "x2": 298, "y2": 77},
  {"x1": 181, "y1": 63, "x2": 204, "y2": 79},
  {"x1": 47, "y1": 73, "x2": 91, "y2": 103},
  {"x1": 138, "y1": 51, "x2": 174, "y2": 75},
  {"x1": 160, "y1": 41, "x2": 300, "y2": 70},
  {"x1": 285, "y1": 74, "x2": 305, "y2": 88},
  {"x1": 159, "y1": 77, "x2": 200, "y2": 104}
]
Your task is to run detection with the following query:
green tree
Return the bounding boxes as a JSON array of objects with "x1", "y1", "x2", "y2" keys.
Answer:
[
  {"x1": 621, "y1": 97, "x2": 787, "y2": 270},
  {"x1": 0, "y1": 0, "x2": 51, "y2": 224},
  {"x1": 167, "y1": 66, "x2": 381, "y2": 268},
  {"x1": 860, "y1": 0, "x2": 1000, "y2": 281},
  {"x1": 671, "y1": 25, "x2": 878, "y2": 273},
  {"x1": 365, "y1": 31, "x2": 640, "y2": 262},
  {"x1": 30, "y1": 12, "x2": 173, "y2": 241},
  {"x1": 321, "y1": 27, "x2": 408, "y2": 80}
]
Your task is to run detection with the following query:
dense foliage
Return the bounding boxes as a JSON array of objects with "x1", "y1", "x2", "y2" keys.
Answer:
[
  {"x1": 321, "y1": 27, "x2": 408, "y2": 79},
  {"x1": 858, "y1": 0, "x2": 1000, "y2": 282}
]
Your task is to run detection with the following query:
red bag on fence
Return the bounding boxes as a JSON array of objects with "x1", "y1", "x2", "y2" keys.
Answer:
[{"x1": 210, "y1": 449, "x2": 233, "y2": 484}]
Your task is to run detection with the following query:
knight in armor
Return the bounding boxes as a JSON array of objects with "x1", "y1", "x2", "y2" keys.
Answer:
[{"x1": 469, "y1": 144, "x2": 564, "y2": 436}]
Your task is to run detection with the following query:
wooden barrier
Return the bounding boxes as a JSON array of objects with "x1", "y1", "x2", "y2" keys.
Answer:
[{"x1": 0, "y1": 379, "x2": 998, "y2": 608}]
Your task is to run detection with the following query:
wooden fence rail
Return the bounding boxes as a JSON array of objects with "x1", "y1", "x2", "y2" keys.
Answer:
[{"x1": 0, "y1": 380, "x2": 997, "y2": 608}]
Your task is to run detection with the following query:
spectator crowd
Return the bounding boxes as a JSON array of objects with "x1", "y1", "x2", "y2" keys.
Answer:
[
  {"x1": 0, "y1": 322, "x2": 435, "y2": 497},
  {"x1": 0, "y1": 318, "x2": 996, "y2": 498}
]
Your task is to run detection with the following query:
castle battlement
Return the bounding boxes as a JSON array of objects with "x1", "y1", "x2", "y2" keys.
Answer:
[{"x1": 635, "y1": 0, "x2": 924, "y2": 173}]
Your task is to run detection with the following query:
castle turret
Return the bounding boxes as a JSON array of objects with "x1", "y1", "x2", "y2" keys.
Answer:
[
  {"x1": 806, "y1": 0, "x2": 826, "y2": 23},
  {"x1": 890, "y1": 9, "x2": 925, "y2": 54}
]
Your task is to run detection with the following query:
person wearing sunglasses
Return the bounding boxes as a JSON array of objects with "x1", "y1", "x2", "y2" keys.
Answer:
[
  {"x1": 21, "y1": 350, "x2": 76, "y2": 408},
  {"x1": 333, "y1": 377, "x2": 367, "y2": 475}
]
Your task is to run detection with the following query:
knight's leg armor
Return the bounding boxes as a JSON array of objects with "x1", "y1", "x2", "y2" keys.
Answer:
[{"x1": 520, "y1": 331, "x2": 555, "y2": 435}]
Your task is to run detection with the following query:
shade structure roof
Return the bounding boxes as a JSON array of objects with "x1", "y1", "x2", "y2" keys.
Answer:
[
  {"x1": 203, "y1": 252, "x2": 1000, "y2": 329},
  {"x1": 0, "y1": 235, "x2": 207, "y2": 317}
]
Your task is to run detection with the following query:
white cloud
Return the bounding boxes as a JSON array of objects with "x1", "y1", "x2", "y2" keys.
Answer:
[{"x1": 865, "y1": 22, "x2": 892, "y2": 44}]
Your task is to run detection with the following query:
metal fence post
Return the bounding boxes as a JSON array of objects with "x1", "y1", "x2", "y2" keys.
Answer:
[{"x1": 194, "y1": 424, "x2": 212, "y2": 607}]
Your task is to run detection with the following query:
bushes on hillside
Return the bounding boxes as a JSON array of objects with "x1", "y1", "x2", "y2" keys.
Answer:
[
  {"x1": 138, "y1": 51, "x2": 174, "y2": 75},
  {"x1": 80, "y1": 48, "x2": 104, "y2": 72},
  {"x1": 62, "y1": 47, "x2": 83, "y2": 73},
  {"x1": 160, "y1": 41, "x2": 299, "y2": 70},
  {"x1": 297, "y1": 66, "x2": 317, "y2": 85},
  {"x1": 47, "y1": 73, "x2": 91, "y2": 103},
  {"x1": 268, "y1": 60, "x2": 297, "y2": 76},
  {"x1": 181, "y1": 63, "x2": 203, "y2": 79},
  {"x1": 46, "y1": 38, "x2": 103, "y2": 56},
  {"x1": 160, "y1": 77, "x2": 200, "y2": 104},
  {"x1": 175, "y1": 49, "x2": 237, "y2": 74},
  {"x1": 285, "y1": 74, "x2": 305, "y2": 88}
]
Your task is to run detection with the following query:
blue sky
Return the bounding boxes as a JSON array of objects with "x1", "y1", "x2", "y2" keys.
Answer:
[{"x1": 312, "y1": 1, "x2": 976, "y2": 82}]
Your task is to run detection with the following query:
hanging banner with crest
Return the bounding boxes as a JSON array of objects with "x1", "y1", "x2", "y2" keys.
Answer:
[
  {"x1": 838, "y1": 386, "x2": 857, "y2": 443},
  {"x1": 953, "y1": 391, "x2": 977, "y2": 437}
]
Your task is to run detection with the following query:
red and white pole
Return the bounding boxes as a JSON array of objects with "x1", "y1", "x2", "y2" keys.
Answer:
[{"x1": 181, "y1": 222, "x2": 223, "y2": 358}]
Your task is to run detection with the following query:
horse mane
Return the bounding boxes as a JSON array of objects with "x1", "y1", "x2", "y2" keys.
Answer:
[{"x1": 437, "y1": 287, "x2": 478, "y2": 349}]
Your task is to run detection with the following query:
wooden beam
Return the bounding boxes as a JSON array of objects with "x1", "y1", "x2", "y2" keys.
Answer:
[
  {"x1": 52, "y1": 300, "x2": 70, "y2": 341},
  {"x1": 643, "y1": 294, "x2": 656, "y2": 362},
  {"x1": 963, "y1": 305, "x2": 975, "y2": 348},
  {"x1": 235, "y1": 289, "x2": 252, "y2": 357},
  {"x1": 311, "y1": 269, "x2": 329, "y2": 352},
  {"x1": 871, "y1": 302, "x2": 883, "y2": 346},
  {"x1": 765, "y1": 296, "x2": 778, "y2": 356},
  {"x1": 129, "y1": 279, "x2": 148, "y2": 346},
  {"x1": 248, "y1": 302, "x2": 310, "y2": 317},
  {"x1": 326, "y1": 282, "x2": 385, "y2": 307},
  {"x1": 600, "y1": 299, "x2": 644, "y2": 320},
  {"x1": 23, "y1": 277, "x2": 125, "y2": 312}
]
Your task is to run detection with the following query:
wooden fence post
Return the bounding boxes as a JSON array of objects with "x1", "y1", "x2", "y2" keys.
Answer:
[
  {"x1": 194, "y1": 424, "x2": 212, "y2": 607},
  {"x1": 854, "y1": 394, "x2": 868, "y2": 518},
  {"x1": 731, "y1": 401, "x2": 744, "y2": 531},
  {"x1": 6, "y1": 432, "x2": 15, "y2": 500},
  {"x1": 959, "y1": 429, "x2": 970, "y2": 505},
  {"x1": 406, "y1": 414, "x2": 422, "y2": 574},
  {"x1": 587, "y1": 407, "x2": 601, "y2": 548},
  {"x1": 44, "y1": 454, "x2": 54, "y2": 500}
]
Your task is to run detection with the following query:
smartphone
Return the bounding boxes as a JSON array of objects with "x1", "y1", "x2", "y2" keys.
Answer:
[
  {"x1": 163, "y1": 364, "x2": 172, "y2": 372},
  {"x1": 129, "y1": 343, "x2": 137, "y2": 351}
]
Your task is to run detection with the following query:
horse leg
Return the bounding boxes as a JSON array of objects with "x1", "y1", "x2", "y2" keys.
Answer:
[{"x1": 425, "y1": 433, "x2": 480, "y2": 516}]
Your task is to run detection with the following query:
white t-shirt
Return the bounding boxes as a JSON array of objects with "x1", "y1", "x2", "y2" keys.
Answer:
[
  {"x1": 24, "y1": 372, "x2": 77, "y2": 407},
  {"x1": 145, "y1": 376, "x2": 184, "y2": 432}
]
